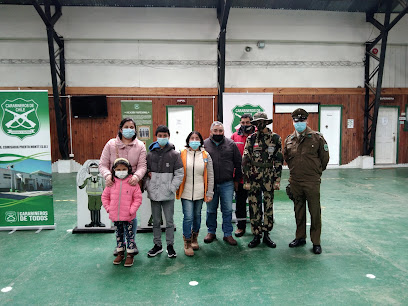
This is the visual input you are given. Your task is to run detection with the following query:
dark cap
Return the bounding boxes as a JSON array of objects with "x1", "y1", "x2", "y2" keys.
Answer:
[
  {"x1": 291, "y1": 108, "x2": 309, "y2": 121},
  {"x1": 250, "y1": 112, "x2": 273, "y2": 125}
]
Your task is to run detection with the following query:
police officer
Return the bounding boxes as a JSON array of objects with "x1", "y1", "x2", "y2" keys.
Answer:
[
  {"x1": 242, "y1": 112, "x2": 283, "y2": 248},
  {"x1": 283, "y1": 108, "x2": 329, "y2": 254}
]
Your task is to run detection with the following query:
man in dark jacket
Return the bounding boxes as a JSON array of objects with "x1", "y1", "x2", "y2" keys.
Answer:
[
  {"x1": 203, "y1": 121, "x2": 242, "y2": 246},
  {"x1": 145, "y1": 125, "x2": 184, "y2": 258}
]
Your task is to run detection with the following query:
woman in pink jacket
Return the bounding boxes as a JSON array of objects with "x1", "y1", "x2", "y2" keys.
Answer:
[
  {"x1": 99, "y1": 117, "x2": 147, "y2": 256},
  {"x1": 102, "y1": 158, "x2": 143, "y2": 267},
  {"x1": 99, "y1": 117, "x2": 147, "y2": 188}
]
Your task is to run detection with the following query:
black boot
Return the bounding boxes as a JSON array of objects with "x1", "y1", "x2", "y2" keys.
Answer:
[
  {"x1": 96, "y1": 210, "x2": 105, "y2": 227},
  {"x1": 85, "y1": 211, "x2": 95, "y2": 227},
  {"x1": 263, "y1": 232, "x2": 276, "y2": 248},
  {"x1": 248, "y1": 235, "x2": 262, "y2": 248}
]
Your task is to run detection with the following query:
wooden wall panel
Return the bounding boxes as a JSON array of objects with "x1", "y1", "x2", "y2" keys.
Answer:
[
  {"x1": 396, "y1": 95, "x2": 408, "y2": 164},
  {"x1": 49, "y1": 95, "x2": 217, "y2": 164},
  {"x1": 46, "y1": 88, "x2": 407, "y2": 165}
]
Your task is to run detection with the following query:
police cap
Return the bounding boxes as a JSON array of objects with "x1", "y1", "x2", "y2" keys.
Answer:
[{"x1": 291, "y1": 108, "x2": 309, "y2": 122}]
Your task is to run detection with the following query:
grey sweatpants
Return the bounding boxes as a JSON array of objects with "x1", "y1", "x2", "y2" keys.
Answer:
[{"x1": 151, "y1": 200, "x2": 174, "y2": 247}]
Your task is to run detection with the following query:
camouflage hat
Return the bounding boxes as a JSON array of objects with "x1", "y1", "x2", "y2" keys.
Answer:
[
  {"x1": 250, "y1": 112, "x2": 273, "y2": 125},
  {"x1": 291, "y1": 108, "x2": 309, "y2": 121}
]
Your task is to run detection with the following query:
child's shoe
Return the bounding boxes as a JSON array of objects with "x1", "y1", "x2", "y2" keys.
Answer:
[
  {"x1": 147, "y1": 244, "x2": 163, "y2": 257},
  {"x1": 166, "y1": 244, "x2": 177, "y2": 258},
  {"x1": 124, "y1": 253, "x2": 135, "y2": 267},
  {"x1": 113, "y1": 250, "x2": 125, "y2": 265}
]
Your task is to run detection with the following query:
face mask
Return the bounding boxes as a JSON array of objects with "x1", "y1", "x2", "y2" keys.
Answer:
[
  {"x1": 122, "y1": 128, "x2": 135, "y2": 139},
  {"x1": 212, "y1": 134, "x2": 224, "y2": 142},
  {"x1": 157, "y1": 137, "x2": 169, "y2": 147},
  {"x1": 115, "y1": 170, "x2": 128, "y2": 179},
  {"x1": 244, "y1": 125, "x2": 254, "y2": 133},
  {"x1": 255, "y1": 122, "x2": 267, "y2": 132},
  {"x1": 189, "y1": 141, "x2": 201, "y2": 150},
  {"x1": 90, "y1": 169, "x2": 99, "y2": 175},
  {"x1": 294, "y1": 122, "x2": 307, "y2": 133}
]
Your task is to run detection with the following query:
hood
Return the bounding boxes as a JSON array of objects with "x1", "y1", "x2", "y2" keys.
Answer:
[{"x1": 148, "y1": 141, "x2": 176, "y2": 152}]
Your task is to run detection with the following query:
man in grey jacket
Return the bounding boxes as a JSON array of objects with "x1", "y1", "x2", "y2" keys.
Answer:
[
  {"x1": 145, "y1": 125, "x2": 184, "y2": 258},
  {"x1": 203, "y1": 121, "x2": 243, "y2": 246}
]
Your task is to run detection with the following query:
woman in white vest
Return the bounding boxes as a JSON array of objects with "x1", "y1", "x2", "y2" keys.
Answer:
[{"x1": 176, "y1": 131, "x2": 214, "y2": 256}]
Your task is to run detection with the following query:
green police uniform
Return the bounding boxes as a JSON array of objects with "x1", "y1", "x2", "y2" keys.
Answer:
[
  {"x1": 79, "y1": 173, "x2": 106, "y2": 228},
  {"x1": 243, "y1": 127, "x2": 283, "y2": 236},
  {"x1": 80, "y1": 176, "x2": 104, "y2": 210},
  {"x1": 283, "y1": 125, "x2": 329, "y2": 245}
]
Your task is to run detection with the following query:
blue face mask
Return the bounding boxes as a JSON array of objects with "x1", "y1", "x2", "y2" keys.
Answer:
[
  {"x1": 157, "y1": 137, "x2": 169, "y2": 147},
  {"x1": 122, "y1": 128, "x2": 135, "y2": 139},
  {"x1": 189, "y1": 141, "x2": 201, "y2": 150},
  {"x1": 294, "y1": 122, "x2": 307, "y2": 133}
]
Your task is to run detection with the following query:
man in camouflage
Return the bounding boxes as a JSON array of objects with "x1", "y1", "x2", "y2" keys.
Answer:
[
  {"x1": 242, "y1": 112, "x2": 283, "y2": 248},
  {"x1": 283, "y1": 108, "x2": 329, "y2": 254}
]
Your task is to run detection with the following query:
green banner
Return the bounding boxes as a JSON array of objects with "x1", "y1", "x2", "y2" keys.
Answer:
[
  {"x1": 121, "y1": 100, "x2": 153, "y2": 149},
  {"x1": 0, "y1": 91, "x2": 54, "y2": 229}
]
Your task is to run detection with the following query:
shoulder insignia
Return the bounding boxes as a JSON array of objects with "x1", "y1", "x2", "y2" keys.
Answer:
[{"x1": 324, "y1": 144, "x2": 329, "y2": 151}]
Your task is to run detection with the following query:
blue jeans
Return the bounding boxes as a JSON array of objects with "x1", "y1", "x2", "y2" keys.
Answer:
[
  {"x1": 206, "y1": 180, "x2": 234, "y2": 237},
  {"x1": 182, "y1": 199, "x2": 204, "y2": 239}
]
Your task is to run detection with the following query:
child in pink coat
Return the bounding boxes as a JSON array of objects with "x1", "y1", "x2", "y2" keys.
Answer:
[{"x1": 102, "y1": 158, "x2": 143, "y2": 267}]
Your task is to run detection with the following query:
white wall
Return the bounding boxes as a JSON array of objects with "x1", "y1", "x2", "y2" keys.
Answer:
[{"x1": 0, "y1": 5, "x2": 407, "y2": 88}]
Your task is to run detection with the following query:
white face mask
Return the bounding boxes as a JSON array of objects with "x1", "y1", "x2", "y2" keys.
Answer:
[{"x1": 115, "y1": 170, "x2": 128, "y2": 179}]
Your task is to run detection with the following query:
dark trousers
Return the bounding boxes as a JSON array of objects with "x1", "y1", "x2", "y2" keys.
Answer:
[
  {"x1": 235, "y1": 183, "x2": 248, "y2": 230},
  {"x1": 291, "y1": 181, "x2": 321, "y2": 245}
]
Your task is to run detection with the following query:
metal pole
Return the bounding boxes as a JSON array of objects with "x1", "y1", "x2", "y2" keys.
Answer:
[
  {"x1": 368, "y1": 0, "x2": 393, "y2": 153},
  {"x1": 363, "y1": 42, "x2": 371, "y2": 155}
]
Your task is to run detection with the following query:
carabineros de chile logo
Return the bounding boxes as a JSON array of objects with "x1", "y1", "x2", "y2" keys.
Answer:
[
  {"x1": 1, "y1": 98, "x2": 40, "y2": 140},
  {"x1": 231, "y1": 104, "x2": 264, "y2": 133}
]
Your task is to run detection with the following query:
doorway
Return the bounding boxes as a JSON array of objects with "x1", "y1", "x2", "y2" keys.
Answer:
[
  {"x1": 375, "y1": 107, "x2": 398, "y2": 164},
  {"x1": 166, "y1": 106, "x2": 194, "y2": 152},
  {"x1": 320, "y1": 106, "x2": 342, "y2": 165}
]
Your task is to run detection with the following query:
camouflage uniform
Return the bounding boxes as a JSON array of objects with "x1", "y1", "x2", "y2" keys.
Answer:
[{"x1": 242, "y1": 126, "x2": 283, "y2": 236}]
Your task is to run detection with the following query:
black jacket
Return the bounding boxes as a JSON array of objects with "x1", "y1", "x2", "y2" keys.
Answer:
[{"x1": 204, "y1": 136, "x2": 242, "y2": 184}]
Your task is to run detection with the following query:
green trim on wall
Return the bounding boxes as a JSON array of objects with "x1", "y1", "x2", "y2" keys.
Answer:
[
  {"x1": 373, "y1": 106, "x2": 400, "y2": 164},
  {"x1": 319, "y1": 105, "x2": 343, "y2": 165},
  {"x1": 404, "y1": 104, "x2": 408, "y2": 132},
  {"x1": 165, "y1": 105, "x2": 195, "y2": 131}
]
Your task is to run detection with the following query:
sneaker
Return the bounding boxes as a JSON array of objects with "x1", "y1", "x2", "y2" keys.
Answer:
[
  {"x1": 166, "y1": 244, "x2": 177, "y2": 258},
  {"x1": 147, "y1": 244, "x2": 163, "y2": 257}
]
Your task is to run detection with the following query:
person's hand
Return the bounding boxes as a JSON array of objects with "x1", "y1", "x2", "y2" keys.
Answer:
[
  {"x1": 243, "y1": 183, "x2": 251, "y2": 191},
  {"x1": 273, "y1": 181, "x2": 280, "y2": 190},
  {"x1": 234, "y1": 181, "x2": 239, "y2": 192},
  {"x1": 128, "y1": 175, "x2": 138, "y2": 186},
  {"x1": 147, "y1": 172, "x2": 152, "y2": 179},
  {"x1": 105, "y1": 175, "x2": 114, "y2": 187},
  {"x1": 206, "y1": 197, "x2": 213, "y2": 202}
]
